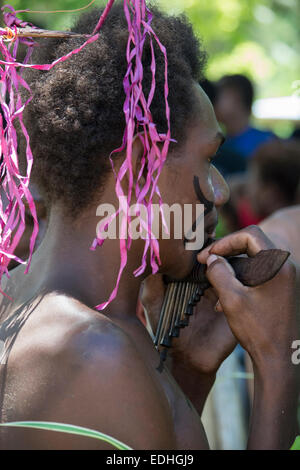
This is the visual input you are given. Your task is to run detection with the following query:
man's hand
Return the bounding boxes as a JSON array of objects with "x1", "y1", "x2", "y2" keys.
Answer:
[
  {"x1": 197, "y1": 225, "x2": 299, "y2": 366},
  {"x1": 198, "y1": 225, "x2": 299, "y2": 449}
]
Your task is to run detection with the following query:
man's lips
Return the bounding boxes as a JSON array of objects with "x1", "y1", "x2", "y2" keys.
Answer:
[
  {"x1": 201, "y1": 222, "x2": 218, "y2": 251},
  {"x1": 183, "y1": 208, "x2": 218, "y2": 249}
]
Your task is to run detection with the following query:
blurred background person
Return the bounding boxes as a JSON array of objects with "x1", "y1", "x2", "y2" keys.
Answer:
[
  {"x1": 214, "y1": 74, "x2": 276, "y2": 178},
  {"x1": 291, "y1": 127, "x2": 300, "y2": 141},
  {"x1": 217, "y1": 138, "x2": 300, "y2": 237},
  {"x1": 201, "y1": 78, "x2": 247, "y2": 179},
  {"x1": 247, "y1": 139, "x2": 300, "y2": 220}
]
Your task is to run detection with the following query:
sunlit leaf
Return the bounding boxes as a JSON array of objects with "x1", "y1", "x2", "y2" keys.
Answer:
[
  {"x1": 0, "y1": 421, "x2": 132, "y2": 450},
  {"x1": 291, "y1": 436, "x2": 300, "y2": 451}
]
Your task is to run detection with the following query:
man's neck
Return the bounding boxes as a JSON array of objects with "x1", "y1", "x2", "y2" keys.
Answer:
[{"x1": 24, "y1": 205, "x2": 150, "y2": 321}]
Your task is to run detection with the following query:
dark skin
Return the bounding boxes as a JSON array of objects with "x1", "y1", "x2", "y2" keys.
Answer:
[
  {"x1": 0, "y1": 84, "x2": 298, "y2": 449},
  {"x1": 143, "y1": 229, "x2": 300, "y2": 448},
  {"x1": 259, "y1": 206, "x2": 300, "y2": 265}
]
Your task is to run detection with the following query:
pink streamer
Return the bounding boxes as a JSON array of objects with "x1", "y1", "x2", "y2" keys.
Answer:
[
  {"x1": 0, "y1": 2, "x2": 172, "y2": 311},
  {"x1": 93, "y1": 0, "x2": 172, "y2": 310},
  {"x1": 0, "y1": 5, "x2": 101, "y2": 295}
]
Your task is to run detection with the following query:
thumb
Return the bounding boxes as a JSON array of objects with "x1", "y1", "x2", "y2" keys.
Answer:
[{"x1": 206, "y1": 254, "x2": 243, "y2": 305}]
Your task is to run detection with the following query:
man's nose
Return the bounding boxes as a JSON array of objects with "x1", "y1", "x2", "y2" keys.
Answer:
[{"x1": 210, "y1": 165, "x2": 230, "y2": 208}]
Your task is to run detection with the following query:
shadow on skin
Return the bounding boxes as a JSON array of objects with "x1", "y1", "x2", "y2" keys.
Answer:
[{"x1": 0, "y1": 290, "x2": 45, "y2": 422}]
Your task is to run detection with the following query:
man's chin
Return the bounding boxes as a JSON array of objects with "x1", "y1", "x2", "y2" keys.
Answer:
[
  {"x1": 158, "y1": 235, "x2": 215, "y2": 281},
  {"x1": 162, "y1": 249, "x2": 197, "y2": 282},
  {"x1": 173, "y1": 236, "x2": 215, "y2": 279}
]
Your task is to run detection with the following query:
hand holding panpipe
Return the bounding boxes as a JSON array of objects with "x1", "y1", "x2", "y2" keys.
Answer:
[
  {"x1": 180, "y1": 248, "x2": 290, "y2": 287},
  {"x1": 155, "y1": 248, "x2": 290, "y2": 366}
]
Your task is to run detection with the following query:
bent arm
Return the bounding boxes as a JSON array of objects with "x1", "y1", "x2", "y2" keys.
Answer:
[{"x1": 197, "y1": 225, "x2": 300, "y2": 449}]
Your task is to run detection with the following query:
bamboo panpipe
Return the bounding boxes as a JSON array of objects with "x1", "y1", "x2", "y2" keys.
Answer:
[{"x1": 155, "y1": 249, "x2": 290, "y2": 367}]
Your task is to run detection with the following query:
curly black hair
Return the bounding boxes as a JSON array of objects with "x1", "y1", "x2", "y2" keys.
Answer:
[{"x1": 20, "y1": 2, "x2": 207, "y2": 217}]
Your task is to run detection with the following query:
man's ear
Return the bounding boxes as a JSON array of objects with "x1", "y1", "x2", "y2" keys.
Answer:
[{"x1": 125, "y1": 132, "x2": 164, "y2": 196}]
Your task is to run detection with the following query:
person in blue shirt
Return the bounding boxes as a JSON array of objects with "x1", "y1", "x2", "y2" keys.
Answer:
[{"x1": 214, "y1": 74, "x2": 276, "y2": 177}]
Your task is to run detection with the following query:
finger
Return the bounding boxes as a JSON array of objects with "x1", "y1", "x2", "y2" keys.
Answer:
[
  {"x1": 198, "y1": 226, "x2": 275, "y2": 263},
  {"x1": 198, "y1": 242, "x2": 215, "y2": 264},
  {"x1": 206, "y1": 254, "x2": 245, "y2": 306}
]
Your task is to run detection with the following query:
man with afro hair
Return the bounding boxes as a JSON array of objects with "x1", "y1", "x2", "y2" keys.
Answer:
[{"x1": 0, "y1": 3, "x2": 298, "y2": 450}]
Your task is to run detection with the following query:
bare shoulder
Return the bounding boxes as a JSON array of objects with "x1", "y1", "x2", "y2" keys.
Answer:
[
  {"x1": 259, "y1": 205, "x2": 300, "y2": 264},
  {"x1": 58, "y1": 304, "x2": 176, "y2": 449},
  {"x1": 2, "y1": 294, "x2": 176, "y2": 450},
  {"x1": 259, "y1": 205, "x2": 300, "y2": 228}
]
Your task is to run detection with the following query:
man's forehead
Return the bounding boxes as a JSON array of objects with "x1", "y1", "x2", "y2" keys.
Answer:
[{"x1": 192, "y1": 82, "x2": 224, "y2": 144}]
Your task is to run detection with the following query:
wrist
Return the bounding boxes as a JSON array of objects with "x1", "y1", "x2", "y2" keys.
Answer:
[
  {"x1": 252, "y1": 353, "x2": 298, "y2": 389},
  {"x1": 249, "y1": 336, "x2": 298, "y2": 373}
]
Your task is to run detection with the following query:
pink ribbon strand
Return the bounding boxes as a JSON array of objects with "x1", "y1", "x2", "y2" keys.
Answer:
[{"x1": 0, "y1": 1, "x2": 172, "y2": 311}]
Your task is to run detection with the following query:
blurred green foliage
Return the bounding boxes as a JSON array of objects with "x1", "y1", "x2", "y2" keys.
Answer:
[
  {"x1": 291, "y1": 435, "x2": 300, "y2": 450},
  {"x1": 158, "y1": 0, "x2": 300, "y2": 100},
  {"x1": 2, "y1": 0, "x2": 299, "y2": 135},
  {"x1": 4, "y1": 0, "x2": 299, "y2": 100}
]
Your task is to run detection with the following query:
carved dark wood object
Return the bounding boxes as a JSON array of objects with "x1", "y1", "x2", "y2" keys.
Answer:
[{"x1": 155, "y1": 249, "x2": 290, "y2": 369}]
